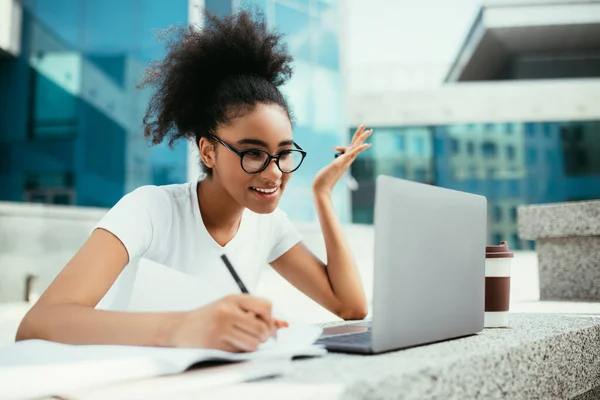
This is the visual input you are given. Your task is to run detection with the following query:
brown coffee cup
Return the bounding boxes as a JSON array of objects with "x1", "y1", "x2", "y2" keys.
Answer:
[{"x1": 485, "y1": 241, "x2": 514, "y2": 328}]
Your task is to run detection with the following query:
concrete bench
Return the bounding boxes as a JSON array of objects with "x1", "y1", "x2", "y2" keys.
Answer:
[
  {"x1": 202, "y1": 314, "x2": 600, "y2": 399},
  {"x1": 518, "y1": 200, "x2": 600, "y2": 301},
  {"x1": 8, "y1": 312, "x2": 596, "y2": 399}
]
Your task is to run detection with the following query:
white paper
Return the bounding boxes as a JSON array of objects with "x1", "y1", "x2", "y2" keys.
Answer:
[
  {"x1": 0, "y1": 323, "x2": 325, "y2": 400},
  {"x1": 200, "y1": 382, "x2": 345, "y2": 400},
  {"x1": 60, "y1": 359, "x2": 293, "y2": 400},
  {"x1": 0, "y1": 357, "x2": 164, "y2": 400},
  {"x1": 259, "y1": 323, "x2": 324, "y2": 353}
]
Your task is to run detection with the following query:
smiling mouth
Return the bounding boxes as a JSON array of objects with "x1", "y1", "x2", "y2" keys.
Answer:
[
  {"x1": 250, "y1": 186, "x2": 280, "y2": 201},
  {"x1": 250, "y1": 186, "x2": 278, "y2": 194}
]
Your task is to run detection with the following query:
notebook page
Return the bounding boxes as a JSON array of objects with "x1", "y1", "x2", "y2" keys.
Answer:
[
  {"x1": 58, "y1": 359, "x2": 293, "y2": 400},
  {"x1": 0, "y1": 323, "x2": 325, "y2": 399}
]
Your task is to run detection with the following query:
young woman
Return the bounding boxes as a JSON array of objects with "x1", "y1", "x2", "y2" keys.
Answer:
[{"x1": 16, "y1": 10, "x2": 371, "y2": 353}]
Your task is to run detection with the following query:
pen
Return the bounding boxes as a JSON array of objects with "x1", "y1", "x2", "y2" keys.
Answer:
[
  {"x1": 220, "y1": 254, "x2": 249, "y2": 294},
  {"x1": 220, "y1": 254, "x2": 277, "y2": 340}
]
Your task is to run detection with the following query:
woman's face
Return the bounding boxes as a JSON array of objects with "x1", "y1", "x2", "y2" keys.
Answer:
[{"x1": 209, "y1": 103, "x2": 296, "y2": 214}]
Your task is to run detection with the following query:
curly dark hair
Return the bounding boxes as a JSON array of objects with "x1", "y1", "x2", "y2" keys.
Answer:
[{"x1": 139, "y1": 8, "x2": 294, "y2": 174}]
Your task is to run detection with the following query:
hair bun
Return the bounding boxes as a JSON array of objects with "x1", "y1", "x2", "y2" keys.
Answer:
[
  {"x1": 157, "y1": 8, "x2": 293, "y2": 100},
  {"x1": 197, "y1": 9, "x2": 293, "y2": 87},
  {"x1": 140, "y1": 9, "x2": 293, "y2": 149}
]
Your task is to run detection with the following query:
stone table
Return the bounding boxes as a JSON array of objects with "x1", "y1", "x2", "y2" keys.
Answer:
[
  {"x1": 205, "y1": 313, "x2": 600, "y2": 400},
  {"x1": 25, "y1": 313, "x2": 600, "y2": 399},
  {"x1": 518, "y1": 200, "x2": 600, "y2": 301}
]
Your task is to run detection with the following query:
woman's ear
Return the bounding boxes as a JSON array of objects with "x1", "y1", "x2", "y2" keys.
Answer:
[{"x1": 199, "y1": 136, "x2": 216, "y2": 169}]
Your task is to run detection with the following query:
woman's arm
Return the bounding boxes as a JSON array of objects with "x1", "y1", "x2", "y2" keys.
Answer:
[
  {"x1": 16, "y1": 229, "x2": 183, "y2": 346},
  {"x1": 270, "y1": 194, "x2": 368, "y2": 320},
  {"x1": 270, "y1": 125, "x2": 372, "y2": 320},
  {"x1": 17, "y1": 229, "x2": 274, "y2": 351}
]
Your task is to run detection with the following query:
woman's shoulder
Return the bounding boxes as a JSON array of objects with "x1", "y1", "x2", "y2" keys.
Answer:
[{"x1": 125, "y1": 182, "x2": 192, "y2": 207}]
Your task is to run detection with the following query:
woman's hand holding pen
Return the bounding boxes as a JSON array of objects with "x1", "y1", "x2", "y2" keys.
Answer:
[{"x1": 170, "y1": 294, "x2": 281, "y2": 352}]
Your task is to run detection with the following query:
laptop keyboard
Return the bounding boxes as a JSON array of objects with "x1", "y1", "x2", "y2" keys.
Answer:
[{"x1": 317, "y1": 331, "x2": 372, "y2": 346}]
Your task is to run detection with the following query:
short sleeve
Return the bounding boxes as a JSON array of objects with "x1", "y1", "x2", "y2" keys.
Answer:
[
  {"x1": 267, "y1": 208, "x2": 302, "y2": 263},
  {"x1": 94, "y1": 185, "x2": 171, "y2": 261}
]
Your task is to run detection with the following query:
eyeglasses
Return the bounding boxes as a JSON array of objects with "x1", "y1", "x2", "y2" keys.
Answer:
[{"x1": 208, "y1": 134, "x2": 307, "y2": 174}]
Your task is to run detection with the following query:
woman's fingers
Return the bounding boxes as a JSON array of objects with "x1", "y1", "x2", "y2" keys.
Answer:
[
  {"x1": 233, "y1": 309, "x2": 272, "y2": 342},
  {"x1": 346, "y1": 128, "x2": 373, "y2": 151},
  {"x1": 235, "y1": 294, "x2": 274, "y2": 333},
  {"x1": 335, "y1": 127, "x2": 372, "y2": 159},
  {"x1": 274, "y1": 319, "x2": 289, "y2": 329},
  {"x1": 347, "y1": 143, "x2": 372, "y2": 160},
  {"x1": 223, "y1": 327, "x2": 262, "y2": 353},
  {"x1": 350, "y1": 125, "x2": 366, "y2": 146},
  {"x1": 359, "y1": 128, "x2": 373, "y2": 144}
]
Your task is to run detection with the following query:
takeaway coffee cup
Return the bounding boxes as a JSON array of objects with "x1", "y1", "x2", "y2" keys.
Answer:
[{"x1": 485, "y1": 241, "x2": 514, "y2": 328}]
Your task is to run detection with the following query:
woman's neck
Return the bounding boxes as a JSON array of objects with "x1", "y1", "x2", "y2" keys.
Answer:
[{"x1": 196, "y1": 176, "x2": 244, "y2": 233}]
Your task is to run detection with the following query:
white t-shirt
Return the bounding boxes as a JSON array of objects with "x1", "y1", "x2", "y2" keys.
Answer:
[{"x1": 94, "y1": 177, "x2": 301, "y2": 311}]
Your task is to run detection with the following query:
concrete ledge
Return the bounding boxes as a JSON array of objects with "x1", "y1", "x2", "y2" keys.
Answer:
[
  {"x1": 0, "y1": 201, "x2": 107, "y2": 220},
  {"x1": 268, "y1": 314, "x2": 600, "y2": 399},
  {"x1": 518, "y1": 201, "x2": 600, "y2": 301},
  {"x1": 518, "y1": 200, "x2": 600, "y2": 239},
  {"x1": 0, "y1": 202, "x2": 107, "y2": 302},
  {"x1": 536, "y1": 237, "x2": 600, "y2": 301}
]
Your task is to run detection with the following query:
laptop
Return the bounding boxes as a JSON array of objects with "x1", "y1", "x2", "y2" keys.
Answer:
[{"x1": 315, "y1": 175, "x2": 487, "y2": 354}]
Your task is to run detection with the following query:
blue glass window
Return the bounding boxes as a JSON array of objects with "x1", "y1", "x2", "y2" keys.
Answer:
[
  {"x1": 482, "y1": 142, "x2": 497, "y2": 158},
  {"x1": 396, "y1": 134, "x2": 405, "y2": 151},
  {"x1": 395, "y1": 164, "x2": 406, "y2": 178},
  {"x1": 33, "y1": 0, "x2": 81, "y2": 48},
  {"x1": 511, "y1": 233, "x2": 521, "y2": 250},
  {"x1": 506, "y1": 145, "x2": 515, "y2": 160},
  {"x1": 527, "y1": 148, "x2": 538, "y2": 163},
  {"x1": 451, "y1": 139, "x2": 459, "y2": 155},
  {"x1": 413, "y1": 168, "x2": 428, "y2": 182},
  {"x1": 510, "y1": 206, "x2": 518, "y2": 222},
  {"x1": 414, "y1": 136, "x2": 425, "y2": 156},
  {"x1": 543, "y1": 123, "x2": 553, "y2": 138},
  {"x1": 493, "y1": 205, "x2": 502, "y2": 222},
  {"x1": 206, "y1": 0, "x2": 233, "y2": 17},
  {"x1": 467, "y1": 141, "x2": 474, "y2": 155},
  {"x1": 275, "y1": 4, "x2": 310, "y2": 62},
  {"x1": 493, "y1": 233, "x2": 503, "y2": 246},
  {"x1": 434, "y1": 137, "x2": 444, "y2": 156}
]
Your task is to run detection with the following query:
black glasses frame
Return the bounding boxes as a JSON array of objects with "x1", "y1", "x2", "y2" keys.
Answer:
[{"x1": 207, "y1": 134, "x2": 307, "y2": 174}]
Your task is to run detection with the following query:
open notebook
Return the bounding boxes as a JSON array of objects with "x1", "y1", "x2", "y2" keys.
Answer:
[{"x1": 0, "y1": 323, "x2": 325, "y2": 400}]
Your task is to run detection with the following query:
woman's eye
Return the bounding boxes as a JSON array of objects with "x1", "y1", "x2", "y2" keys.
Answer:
[{"x1": 246, "y1": 150, "x2": 263, "y2": 158}]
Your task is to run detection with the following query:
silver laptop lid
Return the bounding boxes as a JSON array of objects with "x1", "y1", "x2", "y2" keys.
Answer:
[{"x1": 371, "y1": 175, "x2": 487, "y2": 353}]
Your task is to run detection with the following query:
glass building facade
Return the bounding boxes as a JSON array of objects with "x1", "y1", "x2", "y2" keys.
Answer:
[
  {"x1": 0, "y1": 0, "x2": 349, "y2": 222},
  {"x1": 350, "y1": 120, "x2": 600, "y2": 249},
  {"x1": 0, "y1": 0, "x2": 189, "y2": 208}
]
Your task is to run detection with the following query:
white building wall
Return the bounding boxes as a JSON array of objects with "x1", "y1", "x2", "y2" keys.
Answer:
[
  {"x1": 0, "y1": 0, "x2": 21, "y2": 56},
  {"x1": 347, "y1": 79, "x2": 600, "y2": 127}
]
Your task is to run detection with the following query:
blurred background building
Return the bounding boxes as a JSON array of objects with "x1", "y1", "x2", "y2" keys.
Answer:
[{"x1": 347, "y1": 0, "x2": 600, "y2": 249}]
